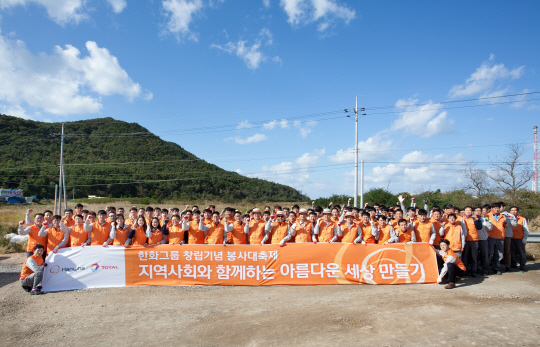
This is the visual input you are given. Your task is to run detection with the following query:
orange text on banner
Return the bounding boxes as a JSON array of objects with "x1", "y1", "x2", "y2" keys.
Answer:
[{"x1": 124, "y1": 243, "x2": 439, "y2": 286}]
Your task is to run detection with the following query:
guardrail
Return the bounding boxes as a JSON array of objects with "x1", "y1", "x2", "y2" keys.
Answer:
[{"x1": 528, "y1": 233, "x2": 540, "y2": 243}]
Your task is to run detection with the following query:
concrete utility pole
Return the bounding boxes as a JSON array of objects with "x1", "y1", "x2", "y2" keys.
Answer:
[
  {"x1": 534, "y1": 125, "x2": 539, "y2": 193},
  {"x1": 57, "y1": 124, "x2": 65, "y2": 213},
  {"x1": 353, "y1": 97, "x2": 366, "y2": 207}
]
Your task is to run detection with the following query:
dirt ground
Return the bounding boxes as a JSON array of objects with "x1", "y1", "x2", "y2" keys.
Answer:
[{"x1": 1, "y1": 253, "x2": 539, "y2": 347}]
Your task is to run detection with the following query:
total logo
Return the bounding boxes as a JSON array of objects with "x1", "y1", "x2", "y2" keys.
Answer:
[{"x1": 90, "y1": 263, "x2": 119, "y2": 272}]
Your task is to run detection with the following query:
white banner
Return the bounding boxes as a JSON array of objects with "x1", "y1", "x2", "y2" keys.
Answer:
[{"x1": 42, "y1": 246, "x2": 126, "y2": 292}]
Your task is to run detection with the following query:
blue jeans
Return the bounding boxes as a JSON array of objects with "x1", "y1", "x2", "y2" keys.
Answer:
[{"x1": 488, "y1": 237, "x2": 504, "y2": 272}]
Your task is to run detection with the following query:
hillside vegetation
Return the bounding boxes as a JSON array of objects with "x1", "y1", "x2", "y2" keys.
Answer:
[{"x1": 0, "y1": 115, "x2": 307, "y2": 202}]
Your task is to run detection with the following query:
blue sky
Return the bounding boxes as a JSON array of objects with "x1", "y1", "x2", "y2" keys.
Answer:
[{"x1": 0, "y1": 1, "x2": 539, "y2": 199}]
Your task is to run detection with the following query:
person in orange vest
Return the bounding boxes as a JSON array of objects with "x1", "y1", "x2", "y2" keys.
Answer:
[
  {"x1": 168, "y1": 214, "x2": 186, "y2": 245},
  {"x1": 487, "y1": 202, "x2": 516, "y2": 274},
  {"x1": 461, "y1": 206, "x2": 484, "y2": 278},
  {"x1": 20, "y1": 244, "x2": 46, "y2": 295},
  {"x1": 439, "y1": 213, "x2": 465, "y2": 258},
  {"x1": 476, "y1": 205, "x2": 493, "y2": 276},
  {"x1": 278, "y1": 211, "x2": 298, "y2": 246},
  {"x1": 105, "y1": 214, "x2": 135, "y2": 247},
  {"x1": 396, "y1": 219, "x2": 416, "y2": 243},
  {"x1": 437, "y1": 239, "x2": 466, "y2": 289},
  {"x1": 198, "y1": 211, "x2": 231, "y2": 245},
  {"x1": 244, "y1": 208, "x2": 266, "y2": 245},
  {"x1": 376, "y1": 215, "x2": 398, "y2": 244},
  {"x1": 125, "y1": 207, "x2": 138, "y2": 227},
  {"x1": 339, "y1": 212, "x2": 359, "y2": 243},
  {"x1": 40, "y1": 215, "x2": 69, "y2": 253},
  {"x1": 357, "y1": 212, "x2": 379, "y2": 244},
  {"x1": 90, "y1": 210, "x2": 112, "y2": 246},
  {"x1": 412, "y1": 209, "x2": 436, "y2": 245},
  {"x1": 126, "y1": 215, "x2": 151, "y2": 246},
  {"x1": 18, "y1": 213, "x2": 47, "y2": 259},
  {"x1": 25, "y1": 209, "x2": 53, "y2": 227},
  {"x1": 147, "y1": 217, "x2": 168, "y2": 245},
  {"x1": 430, "y1": 209, "x2": 443, "y2": 249},
  {"x1": 510, "y1": 206, "x2": 529, "y2": 273},
  {"x1": 263, "y1": 210, "x2": 290, "y2": 244},
  {"x1": 307, "y1": 211, "x2": 319, "y2": 243},
  {"x1": 500, "y1": 202, "x2": 518, "y2": 272},
  {"x1": 61, "y1": 208, "x2": 76, "y2": 228},
  {"x1": 181, "y1": 210, "x2": 207, "y2": 244},
  {"x1": 313, "y1": 209, "x2": 341, "y2": 243},
  {"x1": 292, "y1": 209, "x2": 315, "y2": 243}
]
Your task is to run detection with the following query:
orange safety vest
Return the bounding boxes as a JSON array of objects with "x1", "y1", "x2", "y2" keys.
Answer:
[
  {"x1": 431, "y1": 219, "x2": 443, "y2": 246},
  {"x1": 19, "y1": 254, "x2": 43, "y2": 280},
  {"x1": 168, "y1": 225, "x2": 185, "y2": 244},
  {"x1": 148, "y1": 229, "x2": 163, "y2": 245},
  {"x1": 294, "y1": 221, "x2": 313, "y2": 243},
  {"x1": 26, "y1": 225, "x2": 47, "y2": 253},
  {"x1": 206, "y1": 223, "x2": 225, "y2": 244},
  {"x1": 247, "y1": 220, "x2": 266, "y2": 244},
  {"x1": 511, "y1": 216, "x2": 525, "y2": 240},
  {"x1": 487, "y1": 213, "x2": 507, "y2": 239},
  {"x1": 131, "y1": 227, "x2": 147, "y2": 246},
  {"x1": 229, "y1": 221, "x2": 247, "y2": 245},
  {"x1": 317, "y1": 220, "x2": 336, "y2": 243},
  {"x1": 46, "y1": 227, "x2": 65, "y2": 253},
  {"x1": 70, "y1": 225, "x2": 88, "y2": 247},
  {"x1": 414, "y1": 221, "x2": 433, "y2": 243},
  {"x1": 91, "y1": 221, "x2": 111, "y2": 245},
  {"x1": 359, "y1": 223, "x2": 376, "y2": 244},
  {"x1": 378, "y1": 224, "x2": 393, "y2": 244},
  {"x1": 443, "y1": 224, "x2": 463, "y2": 252},
  {"x1": 442, "y1": 249, "x2": 466, "y2": 271},
  {"x1": 462, "y1": 216, "x2": 478, "y2": 242},
  {"x1": 186, "y1": 220, "x2": 204, "y2": 244},
  {"x1": 113, "y1": 225, "x2": 131, "y2": 246},
  {"x1": 340, "y1": 223, "x2": 358, "y2": 243},
  {"x1": 271, "y1": 222, "x2": 290, "y2": 244},
  {"x1": 398, "y1": 228, "x2": 414, "y2": 243}
]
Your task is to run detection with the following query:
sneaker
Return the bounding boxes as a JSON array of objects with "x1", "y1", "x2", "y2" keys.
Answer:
[
  {"x1": 519, "y1": 270, "x2": 525, "y2": 273},
  {"x1": 30, "y1": 288, "x2": 43, "y2": 295},
  {"x1": 496, "y1": 271, "x2": 503, "y2": 275},
  {"x1": 471, "y1": 273, "x2": 477, "y2": 278},
  {"x1": 444, "y1": 282, "x2": 456, "y2": 289},
  {"x1": 21, "y1": 285, "x2": 32, "y2": 293}
]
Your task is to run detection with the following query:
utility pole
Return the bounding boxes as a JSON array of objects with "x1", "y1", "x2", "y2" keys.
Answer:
[
  {"x1": 54, "y1": 184, "x2": 58, "y2": 215},
  {"x1": 57, "y1": 124, "x2": 65, "y2": 213},
  {"x1": 361, "y1": 159, "x2": 364, "y2": 207},
  {"x1": 534, "y1": 125, "x2": 539, "y2": 193},
  {"x1": 353, "y1": 97, "x2": 366, "y2": 207}
]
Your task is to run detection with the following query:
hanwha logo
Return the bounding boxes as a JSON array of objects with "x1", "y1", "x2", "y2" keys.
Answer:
[
  {"x1": 90, "y1": 263, "x2": 100, "y2": 272},
  {"x1": 50, "y1": 265, "x2": 60, "y2": 275}
]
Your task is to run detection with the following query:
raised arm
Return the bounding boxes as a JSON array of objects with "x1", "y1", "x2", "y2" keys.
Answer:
[
  {"x1": 279, "y1": 223, "x2": 296, "y2": 246},
  {"x1": 429, "y1": 225, "x2": 436, "y2": 245}
]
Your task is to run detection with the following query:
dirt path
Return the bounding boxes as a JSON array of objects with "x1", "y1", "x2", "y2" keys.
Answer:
[{"x1": 1, "y1": 253, "x2": 539, "y2": 346}]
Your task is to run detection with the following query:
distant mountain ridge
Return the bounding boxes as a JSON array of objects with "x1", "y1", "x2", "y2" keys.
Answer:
[{"x1": 0, "y1": 115, "x2": 308, "y2": 202}]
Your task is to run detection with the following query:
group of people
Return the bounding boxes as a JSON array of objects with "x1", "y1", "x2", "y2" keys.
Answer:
[{"x1": 17, "y1": 198, "x2": 530, "y2": 294}]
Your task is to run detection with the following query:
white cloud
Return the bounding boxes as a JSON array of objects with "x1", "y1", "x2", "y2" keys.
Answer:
[
  {"x1": 479, "y1": 87, "x2": 510, "y2": 105},
  {"x1": 449, "y1": 55, "x2": 525, "y2": 97},
  {"x1": 328, "y1": 134, "x2": 393, "y2": 163},
  {"x1": 237, "y1": 120, "x2": 253, "y2": 129},
  {"x1": 0, "y1": 0, "x2": 87, "y2": 24},
  {"x1": 262, "y1": 0, "x2": 270, "y2": 7},
  {"x1": 279, "y1": 118, "x2": 289, "y2": 128},
  {"x1": 0, "y1": 104, "x2": 31, "y2": 119},
  {"x1": 249, "y1": 148, "x2": 326, "y2": 188},
  {"x1": 263, "y1": 119, "x2": 278, "y2": 129},
  {"x1": 511, "y1": 89, "x2": 531, "y2": 109},
  {"x1": 0, "y1": 0, "x2": 126, "y2": 24},
  {"x1": 391, "y1": 99, "x2": 454, "y2": 138},
  {"x1": 226, "y1": 133, "x2": 268, "y2": 145},
  {"x1": 259, "y1": 28, "x2": 273, "y2": 45},
  {"x1": 0, "y1": 33, "x2": 146, "y2": 116},
  {"x1": 211, "y1": 40, "x2": 264, "y2": 70},
  {"x1": 162, "y1": 0, "x2": 203, "y2": 41},
  {"x1": 279, "y1": 0, "x2": 355, "y2": 31},
  {"x1": 106, "y1": 0, "x2": 126, "y2": 13},
  {"x1": 293, "y1": 119, "x2": 317, "y2": 138}
]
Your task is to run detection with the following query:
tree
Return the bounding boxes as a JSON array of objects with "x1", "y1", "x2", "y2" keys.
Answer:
[
  {"x1": 460, "y1": 162, "x2": 491, "y2": 199},
  {"x1": 487, "y1": 143, "x2": 531, "y2": 199},
  {"x1": 363, "y1": 188, "x2": 397, "y2": 207}
]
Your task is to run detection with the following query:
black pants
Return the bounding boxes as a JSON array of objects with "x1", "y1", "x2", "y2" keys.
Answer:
[{"x1": 447, "y1": 263, "x2": 466, "y2": 283}]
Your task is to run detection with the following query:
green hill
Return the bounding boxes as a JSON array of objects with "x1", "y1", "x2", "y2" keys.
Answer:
[{"x1": 0, "y1": 115, "x2": 308, "y2": 202}]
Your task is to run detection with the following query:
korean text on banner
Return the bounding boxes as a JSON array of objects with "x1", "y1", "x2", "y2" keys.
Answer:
[{"x1": 125, "y1": 243, "x2": 438, "y2": 286}]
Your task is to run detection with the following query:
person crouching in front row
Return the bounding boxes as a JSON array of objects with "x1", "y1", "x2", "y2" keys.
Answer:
[
  {"x1": 437, "y1": 239, "x2": 467, "y2": 289},
  {"x1": 20, "y1": 244, "x2": 46, "y2": 295}
]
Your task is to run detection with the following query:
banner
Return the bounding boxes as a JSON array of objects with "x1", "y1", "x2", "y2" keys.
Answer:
[{"x1": 43, "y1": 243, "x2": 438, "y2": 292}]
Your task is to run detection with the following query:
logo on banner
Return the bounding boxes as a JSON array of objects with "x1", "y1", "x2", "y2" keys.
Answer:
[
  {"x1": 91, "y1": 263, "x2": 100, "y2": 272},
  {"x1": 50, "y1": 265, "x2": 60, "y2": 275},
  {"x1": 90, "y1": 263, "x2": 119, "y2": 272}
]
